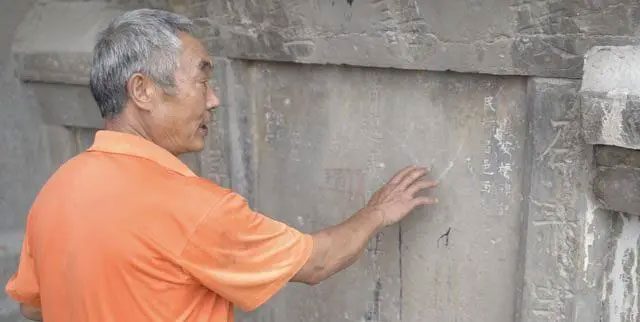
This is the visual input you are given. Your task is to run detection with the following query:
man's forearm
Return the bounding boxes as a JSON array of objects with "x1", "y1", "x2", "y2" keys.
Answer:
[
  {"x1": 292, "y1": 166, "x2": 438, "y2": 285},
  {"x1": 294, "y1": 208, "x2": 384, "y2": 284}
]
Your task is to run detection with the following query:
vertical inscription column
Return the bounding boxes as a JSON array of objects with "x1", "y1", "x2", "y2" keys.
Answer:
[{"x1": 519, "y1": 78, "x2": 605, "y2": 322}]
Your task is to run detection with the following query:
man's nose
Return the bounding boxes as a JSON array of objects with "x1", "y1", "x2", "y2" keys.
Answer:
[{"x1": 207, "y1": 86, "x2": 220, "y2": 111}]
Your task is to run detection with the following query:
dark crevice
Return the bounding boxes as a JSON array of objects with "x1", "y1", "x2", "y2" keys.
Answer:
[{"x1": 437, "y1": 227, "x2": 452, "y2": 248}]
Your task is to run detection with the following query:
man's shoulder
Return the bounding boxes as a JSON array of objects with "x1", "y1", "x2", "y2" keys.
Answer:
[
  {"x1": 42, "y1": 150, "x2": 237, "y2": 212},
  {"x1": 179, "y1": 176, "x2": 233, "y2": 204}
]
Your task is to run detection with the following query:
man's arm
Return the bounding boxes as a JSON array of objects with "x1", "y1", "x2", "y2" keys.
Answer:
[
  {"x1": 292, "y1": 166, "x2": 438, "y2": 285},
  {"x1": 20, "y1": 304, "x2": 42, "y2": 321}
]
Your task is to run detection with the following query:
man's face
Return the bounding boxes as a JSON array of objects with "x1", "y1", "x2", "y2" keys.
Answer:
[{"x1": 149, "y1": 33, "x2": 219, "y2": 155}]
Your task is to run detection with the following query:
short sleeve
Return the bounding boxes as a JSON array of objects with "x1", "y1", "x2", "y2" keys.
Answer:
[
  {"x1": 178, "y1": 192, "x2": 313, "y2": 311},
  {"x1": 5, "y1": 228, "x2": 41, "y2": 307}
]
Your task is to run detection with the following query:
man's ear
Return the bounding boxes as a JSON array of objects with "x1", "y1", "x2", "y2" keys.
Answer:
[{"x1": 126, "y1": 73, "x2": 156, "y2": 112}]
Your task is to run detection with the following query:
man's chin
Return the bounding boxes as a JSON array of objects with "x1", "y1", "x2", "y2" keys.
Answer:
[
  {"x1": 183, "y1": 138, "x2": 206, "y2": 154},
  {"x1": 189, "y1": 142, "x2": 206, "y2": 153}
]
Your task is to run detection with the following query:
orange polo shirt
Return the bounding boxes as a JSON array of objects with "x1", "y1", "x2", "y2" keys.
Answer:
[{"x1": 5, "y1": 130, "x2": 313, "y2": 322}]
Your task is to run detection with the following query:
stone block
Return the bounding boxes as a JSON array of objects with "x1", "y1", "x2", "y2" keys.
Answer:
[
  {"x1": 581, "y1": 46, "x2": 640, "y2": 149},
  {"x1": 582, "y1": 91, "x2": 640, "y2": 149},
  {"x1": 13, "y1": 2, "x2": 123, "y2": 85},
  {"x1": 234, "y1": 61, "x2": 529, "y2": 322},
  {"x1": 0, "y1": 70, "x2": 77, "y2": 232},
  {"x1": 520, "y1": 78, "x2": 608, "y2": 322},
  {"x1": 595, "y1": 145, "x2": 640, "y2": 169},
  {"x1": 582, "y1": 46, "x2": 640, "y2": 94},
  {"x1": 9, "y1": 2, "x2": 125, "y2": 129},
  {"x1": 29, "y1": 82, "x2": 102, "y2": 128},
  {"x1": 594, "y1": 166, "x2": 640, "y2": 216},
  {"x1": 172, "y1": 0, "x2": 640, "y2": 78}
]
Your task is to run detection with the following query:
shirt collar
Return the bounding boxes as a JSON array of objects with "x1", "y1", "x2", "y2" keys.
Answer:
[{"x1": 88, "y1": 130, "x2": 196, "y2": 177}]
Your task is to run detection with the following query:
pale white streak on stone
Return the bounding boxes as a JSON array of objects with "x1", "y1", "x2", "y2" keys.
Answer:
[{"x1": 608, "y1": 214, "x2": 640, "y2": 322}]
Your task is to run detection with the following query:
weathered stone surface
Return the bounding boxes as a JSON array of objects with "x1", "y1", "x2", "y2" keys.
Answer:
[
  {"x1": 8, "y1": 2, "x2": 122, "y2": 131},
  {"x1": 13, "y1": 2, "x2": 124, "y2": 85},
  {"x1": 4, "y1": 1, "x2": 640, "y2": 322},
  {"x1": 602, "y1": 212, "x2": 640, "y2": 322},
  {"x1": 594, "y1": 167, "x2": 640, "y2": 216},
  {"x1": 171, "y1": 0, "x2": 640, "y2": 78},
  {"x1": 582, "y1": 45, "x2": 640, "y2": 322},
  {"x1": 0, "y1": 1, "x2": 81, "y2": 233},
  {"x1": 581, "y1": 46, "x2": 640, "y2": 149},
  {"x1": 0, "y1": 2, "x2": 103, "y2": 320},
  {"x1": 28, "y1": 83, "x2": 103, "y2": 128},
  {"x1": 218, "y1": 59, "x2": 255, "y2": 198},
  {"x1": 582, "y1": 91, "x2": 640, "y2": 149},
  {"x1": 582, "y1": 46, "x2": 640, "y2": 94},
  {"x1": 595, "y1": 145, "x2": 640, "y2": 168},
  {"x1": 520, "y1": 78, "x2": 610, "y2": 322},
  {"x1": 196, "y1": 58, "x2": 241, "y2": 190},
  {"x1": 229, "y1": 61, "x2": 529, "y2": 322}
]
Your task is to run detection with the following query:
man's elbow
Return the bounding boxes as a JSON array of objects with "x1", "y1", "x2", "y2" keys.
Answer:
[
  {"x1": 301, "y1": 272, "x2": 323, "y2": 286},
  {"x1": 20, "y1": 304, "x2": 43, "y2": 321},
  {"x1": 293, "y1": 264, "x2": 325, "y2": 286}
]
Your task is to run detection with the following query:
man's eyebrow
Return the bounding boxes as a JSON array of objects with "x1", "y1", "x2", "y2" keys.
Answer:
[{"x1": 198, "y1": 59, "x2": 213, "y2": 73}]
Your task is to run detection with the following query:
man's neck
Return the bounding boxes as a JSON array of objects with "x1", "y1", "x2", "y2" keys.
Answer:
[
  {"x1": 104, "y1": 114, "x2": 151, "y2": 141},
  {"x1": 103, "y1": 114, "x2": 181, "y2": 156}
]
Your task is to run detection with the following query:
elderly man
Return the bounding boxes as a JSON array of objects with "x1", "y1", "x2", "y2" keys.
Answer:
[{"x1": 5, "y1": 9, "x2": 438, "y2": 322}]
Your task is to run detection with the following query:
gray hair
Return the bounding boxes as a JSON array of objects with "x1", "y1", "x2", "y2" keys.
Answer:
[{"x1": 89, "y1": 9, "x2": 195, "y2": 118}]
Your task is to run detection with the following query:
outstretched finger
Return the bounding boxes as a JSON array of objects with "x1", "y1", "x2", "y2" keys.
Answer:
[
  {"x1": 412, "y1": 196, "x2": 438, "y2": 207},
  {"x1": 397, "y1": 167, "x2": 428, "y2": 191},
  {"x1": 388, "y1": 165, "x2": 417, "y2": 185},
  {"x1": 407, "y1": 180, "x2": 439, "y2": 197}
]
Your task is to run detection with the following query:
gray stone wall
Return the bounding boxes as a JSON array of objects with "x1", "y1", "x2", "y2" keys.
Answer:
[
  {"x1": 233, "y1": 63, "x2": 528, "y2": 322},
  {"x1": 0, "y1": 1, "x2": 76, "y2": 321},
  {"x1": 175, "y1": 0, "x2": 640, "y2": 78},
  {"x1": 3, "y1": 1, "x2": 640, "y2": 321}
]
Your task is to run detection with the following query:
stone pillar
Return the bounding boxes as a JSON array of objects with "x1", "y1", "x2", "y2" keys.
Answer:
[
  {"x1": 519, "y1": 78, "x2": 612, "y2": 322},
  {"x1": 580, "y1": 46, "x2": 640, "y2": 322}
]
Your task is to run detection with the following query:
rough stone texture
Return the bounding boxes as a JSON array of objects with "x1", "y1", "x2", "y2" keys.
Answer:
[
  {"x1": 0, "y1": 1, "x2": 81, "y2": 320},
  {"x1": 30, "y1": 83, "x2": 103, "y2": 128},
  {"x1": 172, "y1": 0, "x2": 640, "y2": 79},
  {"x1": 519, "y1": 78, "x2": 611, "y2": 322},
  {"x1": 594, "y1": 167, "x2": 640, "y2": 216},
  {"x1": 582, "y1": 46, "x2": 640, "y2": 94},
  {"x1": 13, "y1": 0, "x2": 172, "y2": 83},
  {"x1": 8, "y1": 1, "x2": 223, "y2": 179},
  {"x1": 13, "y1": 2, "x2": 123, "y2": 85},
  {"x1": 603, "y1": 212, "x2": 640, "y2": 322},
  {"x1": 596, "y1": 145, "x2": 640, "y2": 168},
  {"x1": 196, "y1": 58, "x2": 241, "y2": 191},
  {"x1": 582, "y1": 91, "x2": 640, "y2": 149},
  {"x1": 581, "y1": 46, "x2": 640, "y2": 150},
  {"x1": 4, "y1": 1, "x2": 640, "y2": 322},
  {"x1": 230, "y1": 62, "x2": 529, "y2": 322},
  {"x1": 0, "y1": 3, "x2": 175, "y2": 321},
  {"x1": 594, "y1": 145, "x2": 640, "y2": 218},
  {"x1": 9, "y1": 2, "x2": 122, "y2": 131}
]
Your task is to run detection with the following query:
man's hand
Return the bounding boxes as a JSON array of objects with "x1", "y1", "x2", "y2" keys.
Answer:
[
  {"x1": 293, "y1": 165, "x2": 438, "y2": 285},
  {"x1": 366, "y1": 165, "x2": 439, "y2": 227}
]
